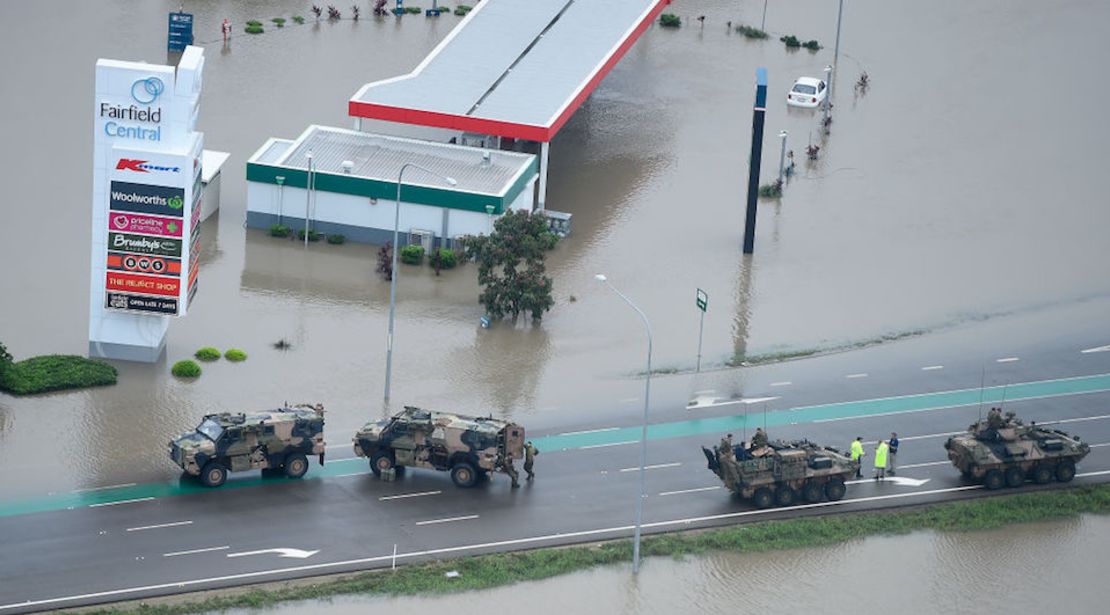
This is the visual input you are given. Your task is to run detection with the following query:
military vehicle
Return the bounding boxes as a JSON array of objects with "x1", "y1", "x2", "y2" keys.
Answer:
[
  {"x1": 944, "y1": 410, "x2": 1090, "y2": 490},
  {"x1": 353, "y1": 406, "x2": 525, "y2": 487},
  {"x1": 701, "y1": 439, "x2": 858, "y2": 508},
  {"x1": 170, "y1": 404, "x2": 326, "y2": 487}
]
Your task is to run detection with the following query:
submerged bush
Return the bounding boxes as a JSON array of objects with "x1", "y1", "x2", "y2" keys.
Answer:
[
  {"x1": 297, "y1": 229, "x2": 321, "y2": 242},
  {"x1": 0, "y1": 355, "x2": 117, "y2": 395},
  {"x1": 659, "y1": 14, "x2": 681, "y2": 28},
  {"x1": 326, "y1": 234, "x2": 346, "y2": 245},
  {"x1": 400, "y1": 244, "x2": 425, "y2": 265},
  {"x1": 780, "y1": 34, "x2": 801, "y2": 48},
  {"x1": 269, "y1": 224, "x2": 291, "y2": 238},
  {"x1": 454, "y1": 5, "x2": 472, "y2": 15},
  {"x1": 735, "y1": 24, "x2": 768, "y2": 39},
  {"x1": 171, "y1": 360, "x2": 201, "y2": 379},
  {"x1": 245, "y1": 24, "x2": 264, "y2": 34},
  {"x1": 404, "y1": 6, "x2": 423, "y2": 13},
  {"x1": 194, "y1": 347, "x2": 221, "y2": 362},
  {"x1": 802, "y1": 39, "x2": 822, "y2": 51},
  {"x1": 224, "y1": 349, "x2": 248, "y2": 362},
  {"x1": 292, "y1": 15, "x2": 305, "y2": 24},
  {"x1": 758, "y1": 181, "x2": 783, "y2": 198},
  {"x1": 271, "y1": 17, "x2": 286, "y2": 27}
]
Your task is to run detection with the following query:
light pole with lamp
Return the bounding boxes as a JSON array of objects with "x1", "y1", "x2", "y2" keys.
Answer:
[
  {"x1": 303, "y1": 153, "x2": 314, "y2": 247},
  {"x1": 822, "y1": 64, "x2": 833, "y2": 128},
  {"x1": 595, "y1": 273, "x2": 652, "y2": 574},
  {"x1": 383, "y1": 163, "x2": 457, "y2": 402},
  {"x1": 777, "y1": 130, "x2": 788, "y2": 186}
]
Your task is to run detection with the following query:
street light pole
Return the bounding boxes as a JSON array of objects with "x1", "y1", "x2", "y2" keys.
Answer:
[
  {"x1": 761, "y1": 0, "x2": 768, "y2": 31},
  {"x1": 823, "y1": 65, "x2": 833, "y2": 128},
  {"x1": 384, "y1": 163, "x2": 457, "y2": 402},
  {"x1": 304, "y1": 153, "x2": 314, "y2": 247},
  {"x1": 777, "y1": 130, "x2": 788, "y2": 185},
  {"x1": 828, "y1": 0, "x2": 844, "y2": 114},
  {"x1": 595, "y1": 273, "x2": 652, "y2": 574},
  {"x1": 485, "y1": 204, "x2": 495, "y2": 234}
]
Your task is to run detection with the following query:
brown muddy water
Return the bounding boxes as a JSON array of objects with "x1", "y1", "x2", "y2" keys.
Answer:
[
  {"x1": 222, "y1": 514, "x2": 1110, "y2": 615},
  {"x1": 2, "y1": 0, "x2": 1110, "y2": 495}
]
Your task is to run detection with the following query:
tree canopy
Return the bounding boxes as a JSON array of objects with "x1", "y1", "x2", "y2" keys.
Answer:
[{"x1": 464, "y1": 210, "x2": 558, "y2": 322}]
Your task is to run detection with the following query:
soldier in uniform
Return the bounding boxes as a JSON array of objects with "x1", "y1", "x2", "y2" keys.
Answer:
[
  {"x1": 523, "y1": 441, "x2": 539, "y2": 481},
  {"x1": 987, "y1": 407, "x2": 1005, "y2": 429},
  {"x1": 719, "y1": 433, "x2": 734, "y2": 456},
  {"x1": 499, "y1": 452, "x2": 520, "y2": 489},
  {"x1": 750, "y1": 428, "x2": 768, "y2": 450}
]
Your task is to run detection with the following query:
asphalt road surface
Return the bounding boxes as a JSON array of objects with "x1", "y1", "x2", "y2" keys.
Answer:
[{"x1": 4, "y1": 335, "x2": 1110, "y2": 613}]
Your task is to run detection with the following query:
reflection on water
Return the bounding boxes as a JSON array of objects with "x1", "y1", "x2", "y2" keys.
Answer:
[
  {"x1": 2, "y1": 0, "x2": 1110, "y2": 495},
  {"x1": 220, "y1": 515, "x2": 1110, "y2": 615}
]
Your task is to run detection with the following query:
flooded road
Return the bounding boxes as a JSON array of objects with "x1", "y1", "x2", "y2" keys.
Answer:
[
  {"x1": 2, "y1": 0, "x2": 1110, "y2": 495},
  {"x1": 222, "y1": 514, "x2": 1110, "y2": 615}
]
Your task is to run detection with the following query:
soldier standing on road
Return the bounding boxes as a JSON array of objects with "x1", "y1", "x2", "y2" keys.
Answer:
[
  {"x1": 499, "y1": 452, "x2": 520, "y2": 489},
  {"x1": 719, "y1": 433, "x2": 734, "y2": 455},
  {"x1": 873, "y1": 439, "x2": 889, "y2": 480},
  {"x1": 850, "y1": 436, "x2": 865, "y2": 478},
  {"x1": 524, "y1": 441, "x2": 539, "y2": 481},
  {"x1": 888, "y1": 433, "x2": 899, "y2": 475}
]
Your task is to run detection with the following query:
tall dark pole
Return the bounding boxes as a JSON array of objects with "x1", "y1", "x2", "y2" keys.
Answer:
[{"x1": 743, "y1": 68, "x2": 768, "y2": 254}]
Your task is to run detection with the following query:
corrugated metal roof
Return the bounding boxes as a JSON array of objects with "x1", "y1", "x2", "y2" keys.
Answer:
[
  {"x1": 272, "y1": 126, "x2": 534, "y2": 196},
  {"x1": 253, "y1": 139, "x2": 294, "y2": 164},
  {"x1": 349, "y1": 0, "x2": 665, "y2": 141}
]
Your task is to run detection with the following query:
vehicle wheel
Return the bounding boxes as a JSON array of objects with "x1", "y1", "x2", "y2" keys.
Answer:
[
  {"x1": 370, "y1": 451, "x2": 395, "y2": 477},
  {"x1": 200, "y1": 462, "x2": 227, "y2": 488},
  {"x1": 824, "y1": 478, "x2": 847, "y2": 501},
  {"x1": 1031, "y1": 465, "x2": 1054, "y2": 485},
  {"x1": 802, "y1": 481, "x2": 824, "y2": 503},
  {"x1": 774, "y1": 485, "x2": 797, "y2": 507},
  {"x1": 1056, "y1": 460, "x2": 1076, "y2": 483},
  {"x1": 451, "y1": 461, "x2": 478, "y2": 488},
  {"x1": 751, "y1": 487, "x2": 774, "y2": 509},
  {"x1": 983, "y1": 469, "x2": 1005, "y2": 490},
  {"x1": 284, "y1": 453, "x2": 309, "y2": 479},
  {"x1": 1004, "y1": 466, "x2": 1025, "y2": 488}
]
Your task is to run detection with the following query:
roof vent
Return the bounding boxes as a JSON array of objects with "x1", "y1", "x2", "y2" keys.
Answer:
[
  {"x1": 481, "y1": 151, "x2": 491, "y2": 167},
  {"x1": 341, "y1": 160, "x2": 354, "y2": 174}
]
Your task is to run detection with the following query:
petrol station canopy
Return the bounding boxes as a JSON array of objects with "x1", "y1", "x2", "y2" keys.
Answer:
[{"x1": 349, "y1": 0, "x2": 668, "y2": 142}]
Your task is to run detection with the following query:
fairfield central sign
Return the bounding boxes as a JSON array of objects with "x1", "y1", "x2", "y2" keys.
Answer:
[{"x1": 89, "y1": 47, "x2": 204, "y2": 362}]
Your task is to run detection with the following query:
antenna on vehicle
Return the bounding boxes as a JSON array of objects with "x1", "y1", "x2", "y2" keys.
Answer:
[
  {"x1": 977, "y1": 366, "x2": 985, "y2": 423},
  {"x1": 999, "y1": 383, "x2": 1009, "y2": 410},
  {"x1": 763, "y1": 404, "x2": 768, "y2": 432}
]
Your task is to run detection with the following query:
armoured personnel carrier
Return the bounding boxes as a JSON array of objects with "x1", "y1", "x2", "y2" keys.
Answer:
[
  {"x1": 353, "y1": 406, "x2": 525, "y2": 487},
  {"x1": 702, "y1": 439, "x2": 857, "y2": 508},
  {"x1": 170, "y1": 404, "x2": 326, "y2": 487},
  {"x1": 944, "y1": 409, "x2": 1090, "y2": 489}
]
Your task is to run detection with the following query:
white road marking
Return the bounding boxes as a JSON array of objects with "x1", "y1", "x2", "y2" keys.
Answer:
[
  {"x1": 1081, "y1": 345, "x2": 1110, "y2": 354},
  {"x1": 579, "y1": 440, "x2": 637, "y2": 450},
  {"x1": 691, "y1": 396, "x2": 781, "y2": 409},
  {"x1": 415, "y1": 515, "x2": 479, "y2": 526},
  {"x1": 1045, "y1": 414, "x2": 1110, "y2": 426},
  {"x1": 619, "y1": 462, "x2": 681, "y2": 473},
  {"x1": 379, "y1": 491, "x2": 442, "y2": 501},
  {"x1": 1091, "y1": 443, "x2": 1110, "y2": 448},
  {"x1": 658, "y1": 486, "x2": 721, "y2": 496},
  {"x1": 693, "y1": 389, "x2": 716, "y2": 395},
  {"x1": 126, "y1": 521, "x2": 193, "y2": 532},
  {"x1": 846, "y1": 476, "x2": 930, "y2": 487},
  {"x1": 619, "y1": 397, "x2": 639, "y2": 403},
  {"x1": 897, "y1": 461, "x2": 950, "y2": 469},
  {"x1": 921, "y1": 365, "x2": 944, "y2": 371},
  {"x1": 70, "y1": 483, "x2": 137, "y2": 494},
  {"x1": 163, "y1": 546, "x2": 229, "y2": 558},
  {"x1": 996, "y1": 357, "x2": 1020, "y2": 363},
  {"x1": 846, "y1": 373, "x2": 869, "y2": 379},
  {"x1": 559, "y1": 427, "x2": 619, "y2": 436},
  {"x1": 227, "y1": 548, "x2": 319, "y2": 559},
  {"x1": 87, "y1": 497, "x2": 154, "y2": 508},
  {"x1": 334, "y1": 472, "x2": 369, "y2": 478},
  {"x1": 17, "y1": 476, "x2": 1110, "y2": 613},
  {"x1": 770, "y1": 381, "x2": 792, "y2": 387}
]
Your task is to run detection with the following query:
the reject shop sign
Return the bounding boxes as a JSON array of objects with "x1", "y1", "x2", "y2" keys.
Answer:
[
  {"x1": 105, "y1": 271, "x2": 180, "y2": 297},
  {"x1": 109, "y1": 212, "x2": 183, "y2": 237}
]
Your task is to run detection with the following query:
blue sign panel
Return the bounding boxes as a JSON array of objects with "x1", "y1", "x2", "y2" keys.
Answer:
[{"x1": 168, "y1": 12, "x2": 194, "y2": 52}]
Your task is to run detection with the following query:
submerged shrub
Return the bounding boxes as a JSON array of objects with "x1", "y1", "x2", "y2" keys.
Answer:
[
  {"x1": 172, "y1": 360, "x2": 201, "y2": 378},
  {"x1": 194, "y1": 347, "x2": 221, "y2": 362},
  {"x1": 659, "y1": 14, "x2": 681, "y2": 28},
  {"x1": 400, "y1": 244, "x2": 425, "y2": 265},
  {"x1": 224, "y1": 349, "x2": 248, "y2": 362}
]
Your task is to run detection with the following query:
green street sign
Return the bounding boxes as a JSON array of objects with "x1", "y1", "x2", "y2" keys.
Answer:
[{"x1": 696, "y1": 288, "x2": 708, "y2": 312}]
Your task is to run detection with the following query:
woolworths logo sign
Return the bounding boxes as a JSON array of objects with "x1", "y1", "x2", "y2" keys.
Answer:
[{"x1": 109, "y1": 180, "x2": 186, "y2": 217}]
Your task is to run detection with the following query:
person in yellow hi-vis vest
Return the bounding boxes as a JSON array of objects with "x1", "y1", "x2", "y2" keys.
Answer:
[
  {"x1": 874, "y1": 439, "x2": 890, "y2": 481},
  {"x1": 850, "y1": 437, "x2": 865, "y2": 478}
]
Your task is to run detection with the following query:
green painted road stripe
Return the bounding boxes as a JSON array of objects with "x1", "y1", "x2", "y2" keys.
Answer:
[{"x1": 3, "y1": 372, "x2": 1109, "y2": 519}]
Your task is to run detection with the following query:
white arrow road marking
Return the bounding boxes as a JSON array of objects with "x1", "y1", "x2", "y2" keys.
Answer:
[
  {"x1": 689, "y1": 396, "x2": 780, "y2": 409},
  {"x1": 17, "y1": 476, "x2": 1110, "y2": 612},
  {"x1": 226, "y1": 548, "x2": 319, "y2": 559},
  {"x1": 379, "y1": 491, "x2": 442, "y2": 501},
  {"x1": 126, "y1": 521, "x2": 193, "y2": 532},
  {"x1": 847, "y1": 476, "x2": 931, "y2": 487},
  {"x1": 619, "y1": 462, "x2": 681, "y2": 473},
  {"x1": 1081, "y1": 345, "x2": 1110, "y2": 354},
  {"x1": 163, "y1": 546, "x2": 229, "y2": 558},
  {"x1": 415, "y1": 515, "x2": 479, "y2": 526}
]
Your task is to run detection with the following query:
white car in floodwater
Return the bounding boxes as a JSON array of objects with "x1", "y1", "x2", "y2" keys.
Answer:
[{"x1": 787, "y1": 77, "x2": 827, "y2": 108}]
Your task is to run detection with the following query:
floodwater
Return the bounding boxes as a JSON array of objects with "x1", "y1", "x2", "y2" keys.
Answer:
[
  {"x1": 2, "y1": 0, "x2": 1110, "y2": 495},
  {"x1": 223, "y1": 514, "x2": 1110, "y2": 615}
]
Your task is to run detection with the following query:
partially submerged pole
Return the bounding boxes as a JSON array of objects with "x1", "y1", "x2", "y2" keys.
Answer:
[{"x1": 742, "y1": 68, "x2": 768, "y2": 254}]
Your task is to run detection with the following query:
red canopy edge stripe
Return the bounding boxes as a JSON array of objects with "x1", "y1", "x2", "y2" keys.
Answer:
[
  {"x1": 547, "y1": 0, "x2": 670, "y2": 138},
  {"x1": 347, "y1": 102, "x2": 551, "y2": 142}
]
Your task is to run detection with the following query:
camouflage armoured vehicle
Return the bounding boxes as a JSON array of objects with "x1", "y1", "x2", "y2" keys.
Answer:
[
  {"x1": 353, "y1": 406, "x2": 525, "y2": 487},
  {"x1": 170, "y1": 404, "x2": 326, "y2": 487},
  {"x1": 702, "y1": 439, "x2": 857, "y2": 509},
  {"x1": 944, "y1": 409, "x2": 1090, "y2": 490}
]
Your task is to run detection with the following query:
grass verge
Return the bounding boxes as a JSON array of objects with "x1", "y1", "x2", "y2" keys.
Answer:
[
  {"x1": 75, "y1": 484, "x2": 1110, "y2": 614},
  {"x1": 0, "y1": 355, "x2": 116, "y2": 395}
]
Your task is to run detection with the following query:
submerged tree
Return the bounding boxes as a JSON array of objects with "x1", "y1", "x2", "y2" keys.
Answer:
[{"x1": 464, "y1": 210, "x2": 558, "y2": 322}]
